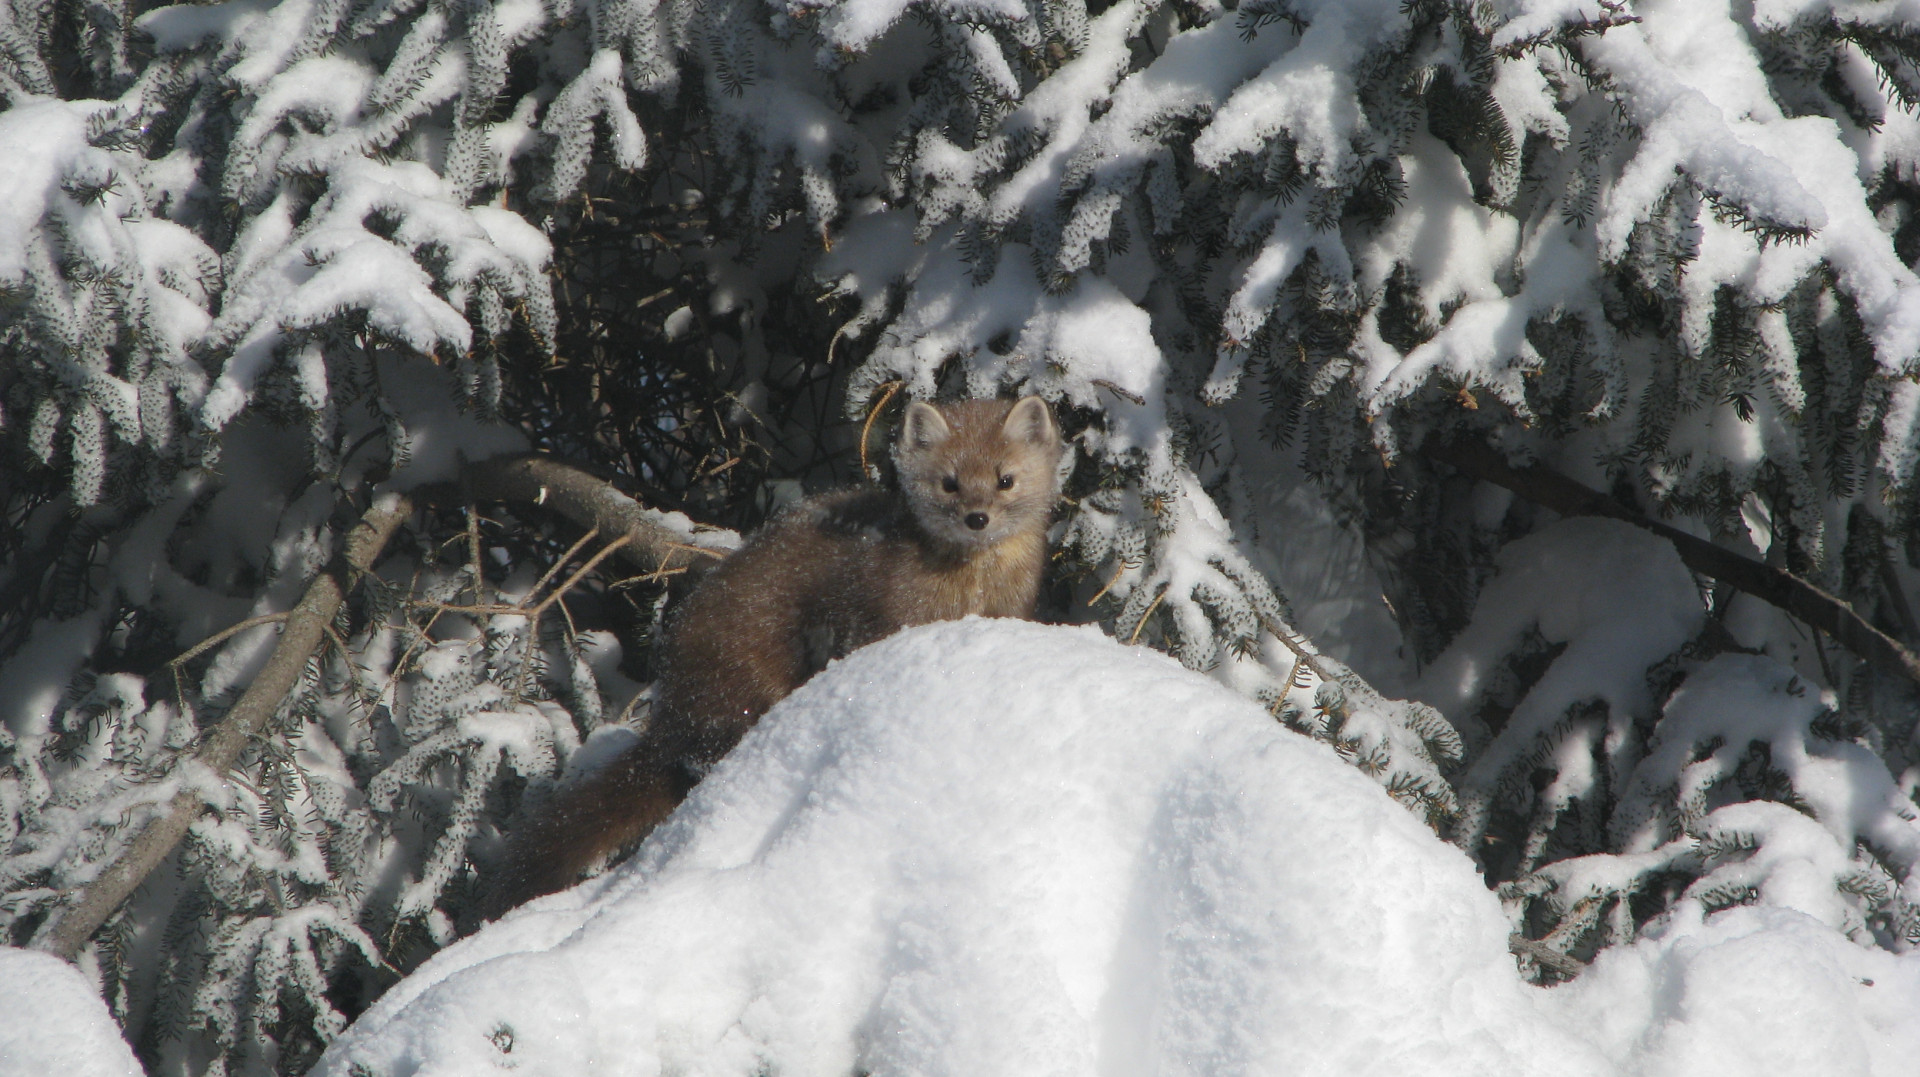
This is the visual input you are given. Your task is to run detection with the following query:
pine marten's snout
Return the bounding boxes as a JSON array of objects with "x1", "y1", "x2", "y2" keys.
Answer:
[{"x1": 895, "y1": 395, "x2": 1064, "y2": 550}]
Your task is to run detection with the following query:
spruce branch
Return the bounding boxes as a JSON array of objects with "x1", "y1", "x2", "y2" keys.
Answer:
[
  {"x1": 1427, "y1": 438, "x2": 1920, "y2": 688},
  {"x1": 38, "y1": 494, "x2": 417, "y2": 961},
  {"x1": 29, "y1": 448, "x2": 736, "y2": 963},
  {"x1": 1493, "y1": 5, "x2": 1642, "y2": 61}
]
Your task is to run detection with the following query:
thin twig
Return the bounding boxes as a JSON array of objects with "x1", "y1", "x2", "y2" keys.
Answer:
[
  {"x1": 466, "y1": 505, "x2": 488, "y2": 606},
  {"x1": 1879, "y1": 548, "x2": 1920, "y2": 645},
  {"x1": 1129, "y1": 587, "x2": 1169, "y2": 645},
  {"x1": 1257, "y1": 614, "x2": 1349, "y2": 718},
  {"x1": 407, "y1": 535, "x2": 631, "y2": 620},
  {"x1": 1282, "y1": 656, "x2": 1305, "y2": 695},
  {"x1": 608, "y1": 566, "x2": 691, "y2": 591},
  {"x1": 1092, "y1": 379, "x2": 1146, "y2": 406},
  {"x1": 406, "y1": 601, "x2": 526, "y2": 616},
  {"x1": 522, "y1": 526, "x2": 601, "y2": 608},
  {"x1": 860, "y1": 381, "x2": 904, "y2": 478},
  {"x1": 513, "y1": 606, "x2": 545, "y2": 708},
  {"x1": 633, "y1": 286, "x2": 678, "y2": 310},
  {"x1": 530, "y1": 535, "x2": 632, "y2": 618},
  {"x1": 1086, "y1": 560, "x2": 1129, "y2": 607},
  {"x1": 1812, "y1": 625, "x2": 1837, "y2": 688},
  {"x1": 695, "y1": 456, "x2": 742, "y2": 481},
  {"x1": 1261, "y1": 614, "x2": 1328, "y2": 673},
  {"x1": 167, "y1": 614, "x2": 292, "y2": 672},
  {"x1": 388, "y1": 604, "x2": 446, "y2": 689},
  {"x1": 1508, "y1": 933, "x2": 1587, "y2": 978},
  {"x1": 826, "y1": 315, "x2": 858, "y2": 368}
]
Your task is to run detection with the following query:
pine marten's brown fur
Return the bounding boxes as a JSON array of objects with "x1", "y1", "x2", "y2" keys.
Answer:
[{"x1": 488, "y1": 397, "x2": 1065, "y2": 913}]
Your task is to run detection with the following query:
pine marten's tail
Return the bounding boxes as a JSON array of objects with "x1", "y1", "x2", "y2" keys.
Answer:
[{"x1": 484, "y1": 743, "x2": 697, "y2": 919}]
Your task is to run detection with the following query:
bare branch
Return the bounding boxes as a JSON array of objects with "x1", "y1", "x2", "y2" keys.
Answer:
[
  {"x1": 522, "y1": 526, "x2": 604, "y2": 608},
  {"x1": 1508, "y1": 933, "x2": 1587, "y2": 978},
  {"x1": 166, "y1": 613, "x2": 292, "y2": 671},
  {"x1": 457, "y1": 455, "x2": 737, "y2": 578},
  {"x1": 41, "y1": 455, "x2": 732, "y2": 959},
  {"x1": 39, "y1": 494, "x2": 417, "y2": 960},
  {"x1": 530, "y1": 535, "x2": 632, "y2": 618},
  {"x1": 1427, "y1": 438, "x2": 1920, "y2": 688}
]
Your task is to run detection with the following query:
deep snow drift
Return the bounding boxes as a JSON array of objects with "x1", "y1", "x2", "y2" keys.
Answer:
[{"x1": 304, "y1": 618, "x2": 1918, "y2": 1077}]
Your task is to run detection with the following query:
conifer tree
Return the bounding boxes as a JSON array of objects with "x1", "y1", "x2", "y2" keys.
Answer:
[{"x1": 8, "y1": 0, "x2": 1920, "y2": 1071}]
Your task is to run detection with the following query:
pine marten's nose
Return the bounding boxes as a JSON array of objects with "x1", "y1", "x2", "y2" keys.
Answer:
[{"x1": 965, "y1": 512, "x2": 989, "y2": 531}]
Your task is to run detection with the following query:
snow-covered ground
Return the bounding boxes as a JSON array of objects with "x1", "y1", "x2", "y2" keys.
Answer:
[
  {"x1": 7, "y1": 618, "x2": 1919, "y2": 1076},
  {"x1": 297, "y1": 619, "x2": 1920, "y2": 1077}
]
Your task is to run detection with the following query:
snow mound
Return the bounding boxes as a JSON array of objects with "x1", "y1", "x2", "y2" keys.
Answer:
[
  {"x1": 315, "y1": 620, "x2": 1920, "y2": 1076},
  {"x1": 0, "y1": 948, "x2": 140, "y2": 1077},
  {"x1": 1546, "y1": 904, "x2": 1920, "y2": 1077},
  {"x1": 318, "y1": 620, "x2": 1602, "y2": 1077}
]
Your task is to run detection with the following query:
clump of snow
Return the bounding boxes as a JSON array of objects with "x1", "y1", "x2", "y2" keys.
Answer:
[
  {"x1": 1419, "y1": 518, "x2": 1706, "y2": 848},
  {"x1": 370, "y1": 356, "x2": 528, "y2": 487},
  {"x1": 200, "y1": 157, "x2": 552, "y2": 434},
  {"x1": 0, "y1": 948, "x2": 141, "y2": 1077},
  {"x1": 1418, "y1": 517, "x2": 1704, "y2": 724},
  {"x1": 1189, "y1": 2, "x2": 1386, "y2": 180},
  {"x1": 1581, "y1": 1, "x2": 1920, "y2": 370},
  {"x1": 321, "y1": 620, "x2": 1603, "y2": 1077},
  {"x1": 0, "y1": 101, "x2": 100, "y2": 283}
]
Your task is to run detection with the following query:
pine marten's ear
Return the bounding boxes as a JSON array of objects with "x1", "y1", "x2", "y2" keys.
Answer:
[
  {"x1": 1002, "y1": 396, "x2": 1057, "y2": 447},
  {"x1": 900, "y1": 401, "x2": 953, "y2": 450}
]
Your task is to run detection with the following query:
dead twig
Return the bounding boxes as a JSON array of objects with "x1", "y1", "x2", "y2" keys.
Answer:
[
  {"x1": 1508, "y1": 933, "x2": 1588, "y2": 978},
  {"x1": 859, "y1": 382, "x2": 904, "y2": 478},
  {"x1": 408, "y1": 535, "x2": 632, "y2": 621},
  {"x1": 458, "y1": 455, "x2": 734, "y2": 581},
  {"x1": 531, "y1": 535, "x2": 631, "y2": 618},
  {"x1": 1092, "y1": 379, "x2": 1145, "y2": 406},
  {"x1": 1129, "y1": 587, "x2": 1169, "y2": 645},
  {"x1": 466, "y1": 505, "x2": 487, "y2": 605},
  {"x1": 522, "y1": 526, "x2": 604, "y2": 608},
  {"x1": 608, "y1": 566, "x2": 691, "y2": 592},
  {"x1": 1086, "y1": 560, "x2": 1130, "y2": 607},
  {"x1": 166, "y1": 614, "x2": 292, "y2": 672}
]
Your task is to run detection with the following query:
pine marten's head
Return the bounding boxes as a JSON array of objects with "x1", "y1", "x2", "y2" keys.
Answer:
[{"x1": 894, "y1": 396, "x2": 1064, "y2": 552}]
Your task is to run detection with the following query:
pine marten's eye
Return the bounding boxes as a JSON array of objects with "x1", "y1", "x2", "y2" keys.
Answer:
[
  {"x1": 942, "y1": 476, "x2": 959, "y2": 493},
  {"x1": 997, "y1": 474, "x2": 1015, "y2": 490}
]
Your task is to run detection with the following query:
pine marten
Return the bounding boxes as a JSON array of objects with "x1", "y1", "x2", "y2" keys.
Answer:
[{"x1": 488, "y1": 396, "x2": 1065, "y2": 913}]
